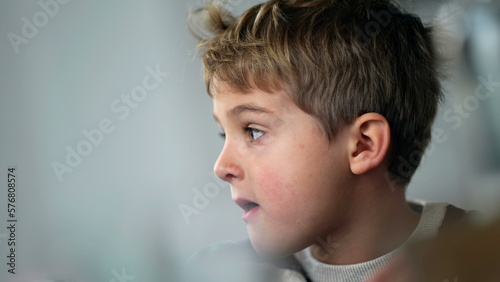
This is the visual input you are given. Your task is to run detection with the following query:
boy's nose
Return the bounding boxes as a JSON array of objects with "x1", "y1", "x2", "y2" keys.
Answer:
[{"x1": 213, "y1": 143, "x2": 242, "y2": 183}]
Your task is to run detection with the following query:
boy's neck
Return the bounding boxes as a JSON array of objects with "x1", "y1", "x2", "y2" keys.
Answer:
[{"x1": 310, "y1": 177, "x2": 420, "y2": 265}]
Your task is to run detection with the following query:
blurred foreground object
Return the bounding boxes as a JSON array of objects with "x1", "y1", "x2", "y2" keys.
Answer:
[
  {"x1": 369, "y1": 2, "x2": 500, "y2": 281},
  {"x1": 369, "y1": 214, "x2": 500, "y2": 282}
]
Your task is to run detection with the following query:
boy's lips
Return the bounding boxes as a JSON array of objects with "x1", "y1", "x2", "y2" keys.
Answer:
[{"x1": 233, "y1": 197, "x2": 260, "y2": 222}]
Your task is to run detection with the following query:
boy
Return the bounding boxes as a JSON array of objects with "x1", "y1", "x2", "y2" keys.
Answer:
[{"x1": 188, "y1": 0, "x2": 469, "y2": 281}]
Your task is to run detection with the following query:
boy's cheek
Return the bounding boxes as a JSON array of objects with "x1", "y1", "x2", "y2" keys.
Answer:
[
  {"x1": 254, "y1": 168, "x2": 283, "y2": 201},
  {"x1": 254, "y1": 166, "x2": 302, "y2": 205}
]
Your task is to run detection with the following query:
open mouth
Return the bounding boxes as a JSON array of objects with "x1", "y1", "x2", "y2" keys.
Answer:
[
  {"x1": 234, "y1": 198, "x2": 260, "y2": 212},
  {"x1": 242, "y1": 202, "x2": 259, "y2": 211}
]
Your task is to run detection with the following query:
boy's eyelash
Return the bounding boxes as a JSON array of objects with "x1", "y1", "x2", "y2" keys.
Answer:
[{"x1": 219, "y1": 132, "x2": 226, "y2": 139}]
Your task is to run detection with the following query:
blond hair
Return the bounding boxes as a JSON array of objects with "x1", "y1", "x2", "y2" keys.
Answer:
[{"x1": 190, "y1": 0, "x2": 442, "y2": 185}]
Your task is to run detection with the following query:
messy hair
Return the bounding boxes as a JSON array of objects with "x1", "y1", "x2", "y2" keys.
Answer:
[{"x1": 189, "y1": 0, "x2": 443, "y2": 186}]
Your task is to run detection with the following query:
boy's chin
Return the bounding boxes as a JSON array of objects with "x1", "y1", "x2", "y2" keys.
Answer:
[{"x1": 249, "y1": 236, "x2": 302, "y2": 259}]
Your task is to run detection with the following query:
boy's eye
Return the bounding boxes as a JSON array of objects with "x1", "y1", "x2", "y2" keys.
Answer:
[
  {"x1": 217, "y1": 128, "x2": 264, "y2": 141},
  {"x1": 245, "y1": 127, "x2": 265, "y2": 141}
]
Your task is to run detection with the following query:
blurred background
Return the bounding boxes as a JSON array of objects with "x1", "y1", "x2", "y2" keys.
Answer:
[{"x1": 0, "y1": 0, "x2": 498, "y2": 281}]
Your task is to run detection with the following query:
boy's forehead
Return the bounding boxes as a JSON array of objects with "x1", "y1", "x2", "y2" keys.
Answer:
[{"x1": 212, "y1": 84, "x2": 292, "y2": 119}]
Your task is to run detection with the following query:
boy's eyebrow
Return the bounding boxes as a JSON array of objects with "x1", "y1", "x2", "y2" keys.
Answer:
[
  {"x1": 213, "y1": 104, "x2": 274, "y2": 123},
  {"x1": 229, "y1": 104, "x2": 273, "y2": 116}
]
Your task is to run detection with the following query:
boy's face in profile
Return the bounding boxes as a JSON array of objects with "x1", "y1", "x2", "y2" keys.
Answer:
[{"x1": 212, "y1": 82, "x2": 356, "y2": 257}]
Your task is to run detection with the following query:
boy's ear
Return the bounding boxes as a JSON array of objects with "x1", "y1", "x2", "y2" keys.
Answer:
[{"x1": 348, "y1": 113, "x2": 391, "y2": 175}]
